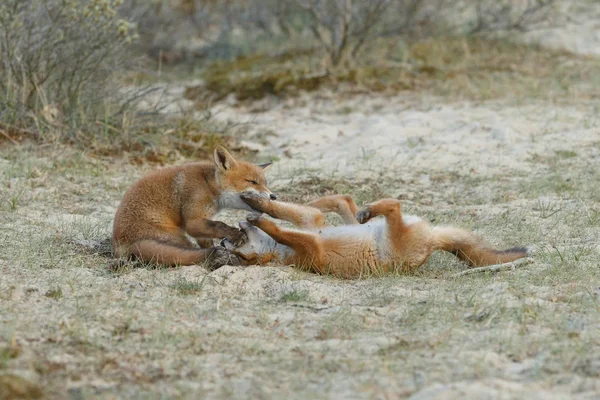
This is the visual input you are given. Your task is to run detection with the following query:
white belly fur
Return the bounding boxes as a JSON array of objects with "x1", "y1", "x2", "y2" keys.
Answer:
[
  {"x1": 217, "y1": 191, "x2": 255, "y2": 212},
  {"x1": 318, "y1": 215, "x2": 421, "y2": 238},
  {"x1": 317, "y1": 215, "x2": 422, "y2": 262}
]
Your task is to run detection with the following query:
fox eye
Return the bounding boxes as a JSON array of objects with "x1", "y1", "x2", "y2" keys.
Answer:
[{"x1": 246, "y1": 179, "x2": 259, "y2": 185}]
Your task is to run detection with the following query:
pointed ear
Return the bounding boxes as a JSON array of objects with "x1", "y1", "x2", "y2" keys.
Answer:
[
  {"x1": 257, "y1": 162, "x2": 272, "y2": 172},
  {"x1": 213, "y1": 145, "x2": 237, "y2": 171}
]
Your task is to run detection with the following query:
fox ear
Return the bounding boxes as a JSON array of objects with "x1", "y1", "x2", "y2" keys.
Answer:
[
  {"x1": 214, "y1": 145, "x2": 237, "y2": 171},
  {"x1": 257, "y1": 162, "x2": 272, "y2": 172}
]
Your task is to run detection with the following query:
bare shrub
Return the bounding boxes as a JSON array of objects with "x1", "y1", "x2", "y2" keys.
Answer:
[
  {"x1": 287, "y1": 0, "x2": 396, "y2": 66},
  {"x1": 281, "y1": 0, "x2": 562, "y2": 66},
  {"x1": 0, "y1": 0, "x2": 140, "y2": 144},
  {"x1": 201, "y1": 0, "x2": 447, "y2": 66},
  {"x1": 147, "y1": 0, "x2": 561, "y2": 68},
  {"x1": 120, "y1": 0, "x2": 245, "y2": 63},
  {"x1": 469, "y1": 0, "x2": 562, "y2": 34}
]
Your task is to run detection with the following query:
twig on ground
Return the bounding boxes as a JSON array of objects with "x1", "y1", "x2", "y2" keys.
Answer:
[
  {"x1": 0, "y1": 128, "x2": 19, "y2": 145},
  {"x1": 451, "y1": 257, "x2": 533, "y2": 277}
]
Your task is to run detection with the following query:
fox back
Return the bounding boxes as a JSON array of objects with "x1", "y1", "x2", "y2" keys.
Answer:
[{"x1": 112, "y1": 145, "x2": 273, "y2": 258}]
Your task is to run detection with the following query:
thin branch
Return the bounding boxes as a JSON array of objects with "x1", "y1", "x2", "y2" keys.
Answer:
[{"x1": 451, "y1": 258, "x2": 533, "y2": 278}]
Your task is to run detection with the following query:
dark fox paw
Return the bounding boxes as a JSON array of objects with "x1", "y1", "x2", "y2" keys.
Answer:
[
  {"x1": 356, "y1": 207, "x2": 372, "y2": 224},
  {"x1": 246, "y1": 212, "x2": 263, "y2": 225},
  {"x1": 227, "y1": 228, "x2": 248, "y2": 247},
  {"x1": 241, "y1": 191, "x2": 268, "y2": 210},
  {"x1": 206, "y1": 247, "x2": 242, "y2": 271}
]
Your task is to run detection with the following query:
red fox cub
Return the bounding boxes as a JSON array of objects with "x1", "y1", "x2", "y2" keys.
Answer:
[
  {"x1": 112, "y1": 145, "x2": 275, "y2": 267},
  {"x1": 223, "y1": 193, "x2": 529, "y2": 278}
]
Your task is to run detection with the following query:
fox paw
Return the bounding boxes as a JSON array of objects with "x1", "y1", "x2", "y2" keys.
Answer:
[
  {"x1": 227, "y1": 229, "x2": 248, "y2": 247},
  {"x1": 356, "y1": 207, "x2": 371, "y2": 224},
  {"x1": 241, "y1": 191, "x2": 267, "y2": 210},
  {"x1": 246, "y1": 212, "x2": 263, "y2": 225},
  {"x1": 206, "y1": 247, "x2": 241, "y2": 271}
]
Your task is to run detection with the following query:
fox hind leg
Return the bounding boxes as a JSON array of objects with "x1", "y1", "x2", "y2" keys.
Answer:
[
  {"x1": 128, "y1": 239, "x2": 238, "y2": 270},
  {"x1": 356, "y1": 199, "x2": 402, "y2": 224}
]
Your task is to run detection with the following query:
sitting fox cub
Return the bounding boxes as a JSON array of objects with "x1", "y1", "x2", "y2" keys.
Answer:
[
  {"x1": 113, "y1": 145, "x2": 275, "y2": 267},
  {"x1": 223, "y1": 193, "x2": 529, "y2": 278}
]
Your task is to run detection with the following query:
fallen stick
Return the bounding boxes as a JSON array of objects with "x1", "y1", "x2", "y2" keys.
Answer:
[
  {"x1": 0, "y1": 128, "x2": 19, "y2": 145},
  {"x1": 451, "y1": 258, "x2": 533, "y2": 278}
]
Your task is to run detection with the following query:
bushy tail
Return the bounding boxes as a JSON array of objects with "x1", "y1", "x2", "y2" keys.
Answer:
[{"x1": 431, "y1": 227, "x2": 529, "y2": 267}]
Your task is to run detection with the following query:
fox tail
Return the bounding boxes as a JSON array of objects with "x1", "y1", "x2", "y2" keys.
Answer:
[{"x1": 431, "y1": 226, "x2": 529, "y2": 267}]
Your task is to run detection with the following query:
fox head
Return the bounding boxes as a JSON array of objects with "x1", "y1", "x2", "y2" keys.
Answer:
[{"x1": 213, "y1": 145, "x2": 276, "y2": 211}]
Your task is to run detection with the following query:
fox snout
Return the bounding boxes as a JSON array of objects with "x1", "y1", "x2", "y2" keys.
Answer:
[
  {"x1": 241, "y1": 190, "x2": 275, "y2": 200},
  {"x1": 259, "y1": 190, "x2": 276, "y2": 200}
]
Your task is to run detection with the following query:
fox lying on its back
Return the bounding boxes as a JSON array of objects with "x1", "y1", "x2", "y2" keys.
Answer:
[{"x1": 223, "y1": 193, "x2": 529, "y2": 278}]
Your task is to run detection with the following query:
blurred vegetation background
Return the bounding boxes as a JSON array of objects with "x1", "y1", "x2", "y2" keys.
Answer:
[{"x1": 1, "y1": 0, "x2": 594, "y2": 161}]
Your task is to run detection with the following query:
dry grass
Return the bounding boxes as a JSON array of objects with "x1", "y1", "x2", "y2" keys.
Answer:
[
  {"x1": 0, "y1": 112, "x2": 255, "y2": 166},
  {"x1": 2, "y1": 124, "x2": 600, "y2": 398}
]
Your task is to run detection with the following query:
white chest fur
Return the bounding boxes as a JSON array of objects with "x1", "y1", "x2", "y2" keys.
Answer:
[{"x1": 217, "y1": 191, "x2": 255, "y2": 212}]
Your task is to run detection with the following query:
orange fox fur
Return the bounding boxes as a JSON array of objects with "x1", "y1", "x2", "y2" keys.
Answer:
[
  {"x1": 112, "y1": 145, "x2": 274, "y2": 267},
  {"x1": 224, "y1": 193, "x2": 529, "y2": 278}
]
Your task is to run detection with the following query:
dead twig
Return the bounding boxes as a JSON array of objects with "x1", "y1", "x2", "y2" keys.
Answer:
[
  {"x1": 451, "y1": 257, "x2": 533, "y2": 278},
  {"x1": 0, "y1": 128, "x2": 19, "y2": 145}
]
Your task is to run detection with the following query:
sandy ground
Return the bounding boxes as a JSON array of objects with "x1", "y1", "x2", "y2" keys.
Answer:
[
  {"x1": 213, "y1": 94, "x2": 597, "y2": 179},
  {"x1": 2, "y1": 88, "x2": 600, "y2": 398},
  {"x1": 2, "y1": 4, "x2": 600, "y2": 398}
]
